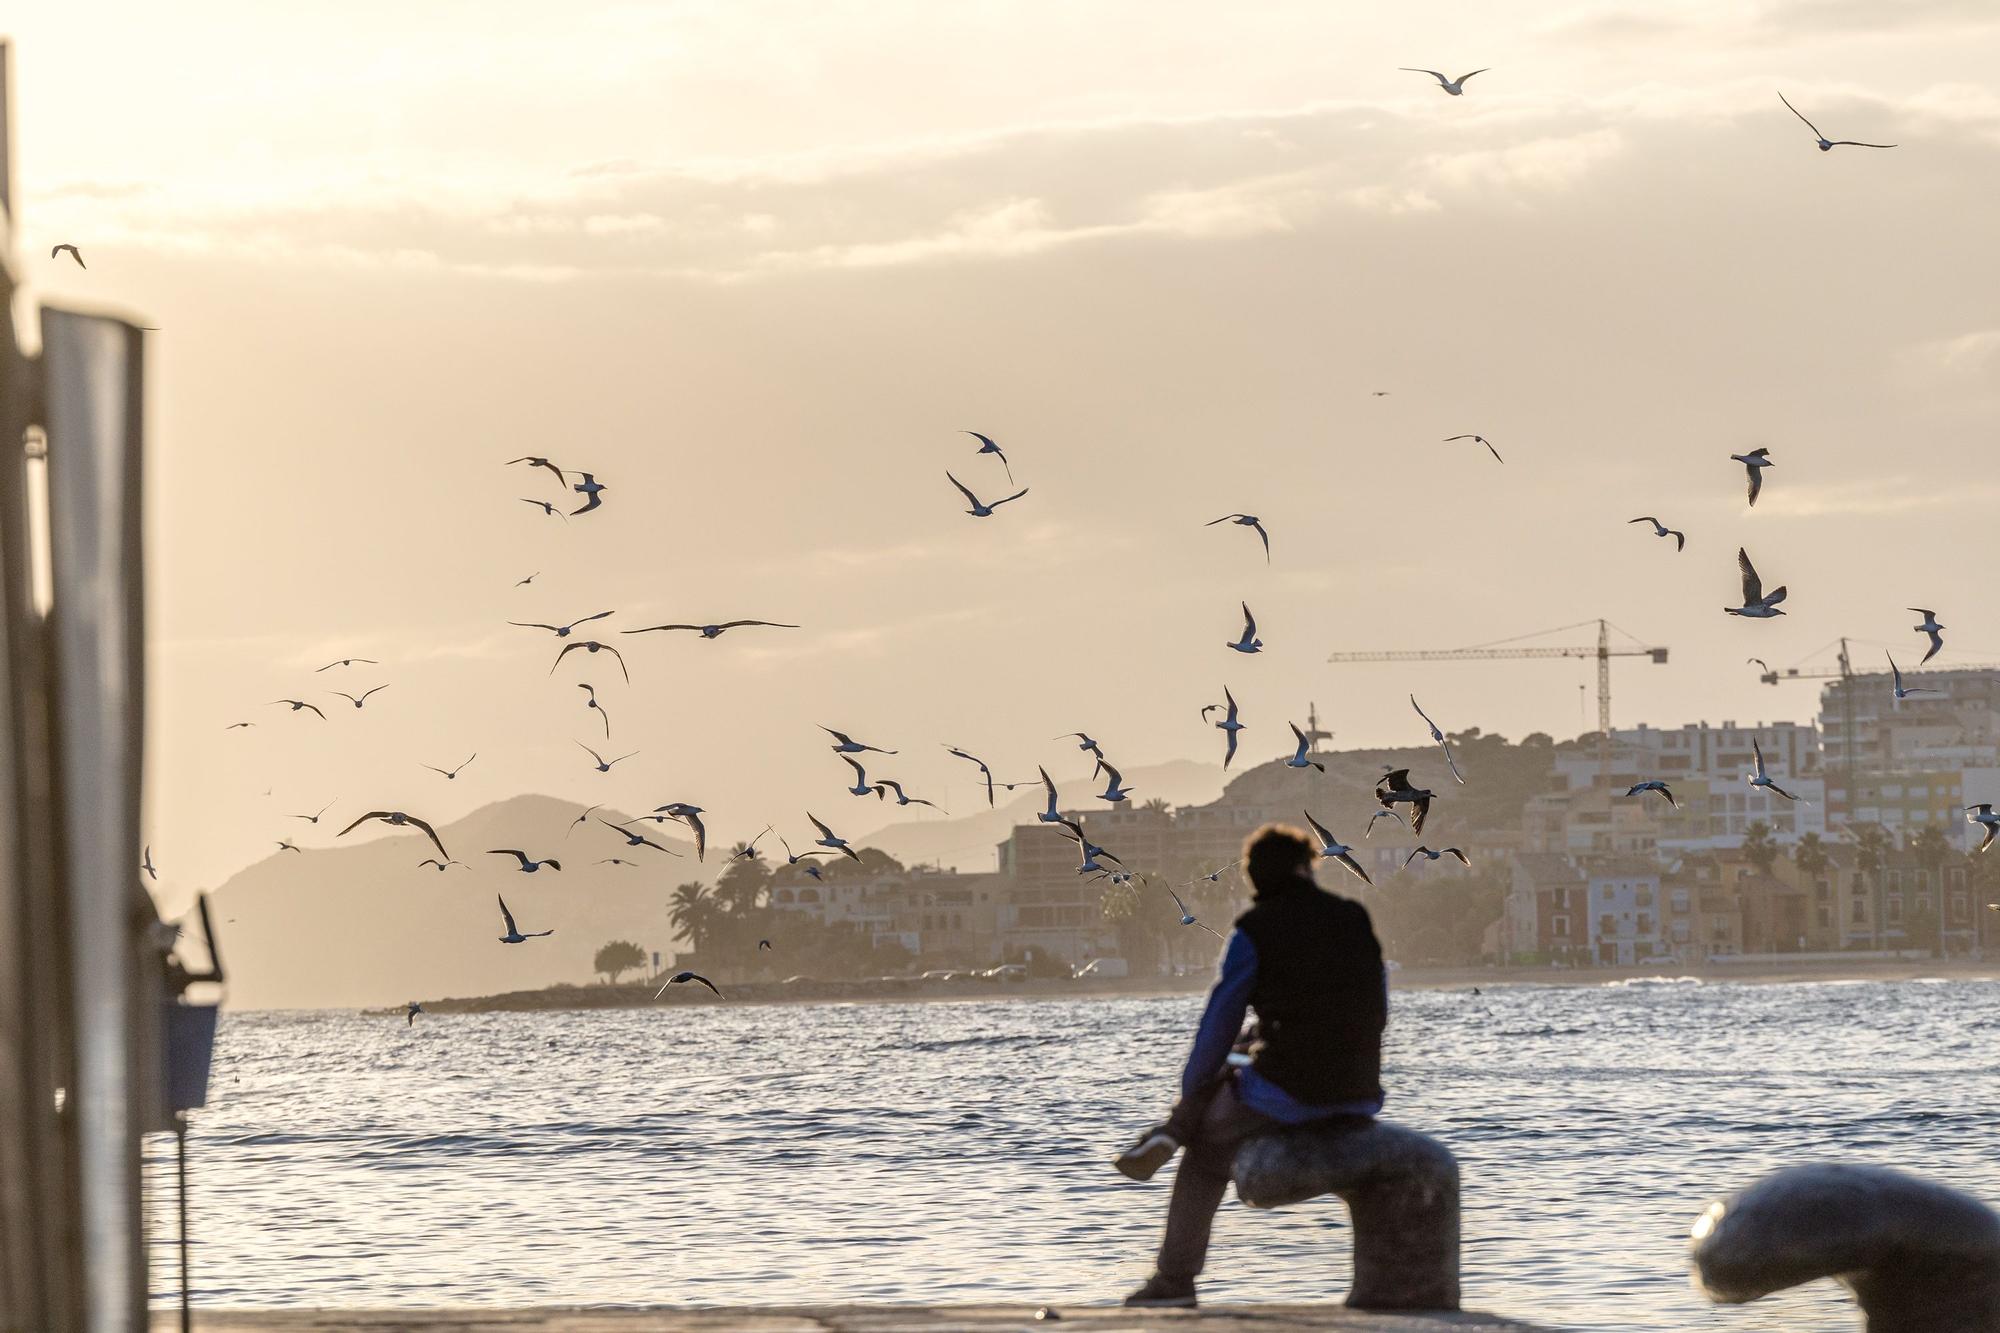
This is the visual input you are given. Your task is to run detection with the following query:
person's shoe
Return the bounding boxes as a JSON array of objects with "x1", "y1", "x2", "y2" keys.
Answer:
[
  {"x1": 1122, "y1": 1273, "x2": 1197, "y2": 1308},
  {"x1": 1113, "y1": 1126, "x2": 1181, "y2": 1181}
]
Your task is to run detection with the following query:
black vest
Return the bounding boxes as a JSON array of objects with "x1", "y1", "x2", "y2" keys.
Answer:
[{"x1": 1234, "y1": 881, "x2": 1386, "y2": 1106}]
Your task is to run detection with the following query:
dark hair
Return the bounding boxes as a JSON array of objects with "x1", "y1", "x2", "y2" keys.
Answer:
[{"x1": 1243, "y1": 823, "x2": 1317, "y2": 894}]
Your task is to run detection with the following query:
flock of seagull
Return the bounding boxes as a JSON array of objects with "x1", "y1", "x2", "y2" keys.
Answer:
[{"x1": 95, "y1": 68, "x2": 1997, "y2": 997}]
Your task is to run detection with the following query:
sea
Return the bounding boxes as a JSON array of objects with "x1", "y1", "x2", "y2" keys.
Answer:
[{"x1": 145, "y1": 977, "x2": 2000, "y2": 1331}]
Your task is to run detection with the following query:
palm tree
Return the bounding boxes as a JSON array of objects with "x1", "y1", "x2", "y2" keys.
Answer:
[
  {"x1": 1741, "y1": 821, "x2": 1779, "y2": 875},
  {"x1": 1853, "y1": 824, "x2": 1891, "y2": 949},
  {"x1": 668, "y1": 881, "x2": 715, "y2": 950},
  {"x1": 1792, "y1": 831, "x2": 1829, "y2": 879}
]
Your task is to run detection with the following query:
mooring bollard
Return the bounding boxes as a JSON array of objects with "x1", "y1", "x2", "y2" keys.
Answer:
[
  {"x1": 1233, "y1": 1119, "x2": 1461, "y2": 1311},
  {"x1": 1690, "y1": 1164, "x2": 2000, "y2": 1333}
]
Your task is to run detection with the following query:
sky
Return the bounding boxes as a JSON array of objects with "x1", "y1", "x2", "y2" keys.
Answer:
[{"x1": 6, "y1": 0, "x2": 2000, "y2": 905}]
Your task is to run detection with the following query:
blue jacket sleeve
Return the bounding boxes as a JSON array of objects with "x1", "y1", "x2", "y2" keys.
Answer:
[{"x1": 1181, "y1": 929, "x2": 1257, "y2": 1098}]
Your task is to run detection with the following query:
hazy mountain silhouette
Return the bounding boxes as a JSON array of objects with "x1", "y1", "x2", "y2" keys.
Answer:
[
  {"x1": 852, "y1": 758, "x2": 1226, "y2": 870},
  {"x1": 210, "y1": 794, "x2": 706, "y2": 1011}
]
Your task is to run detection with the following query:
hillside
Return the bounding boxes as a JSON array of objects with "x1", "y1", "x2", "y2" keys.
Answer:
[{"x1": 209, "y1": 794, "x2": 705, "y2": 1011}]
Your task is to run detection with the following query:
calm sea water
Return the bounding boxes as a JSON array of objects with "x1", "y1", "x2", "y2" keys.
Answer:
[{"x1": 145, "y1": 979, "x2": 2000, "y2": 1331}]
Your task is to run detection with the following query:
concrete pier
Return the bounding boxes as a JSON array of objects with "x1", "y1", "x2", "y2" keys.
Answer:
[{"x1": 154, "y1": 1305, "x2": 1545, "y2": 1331}]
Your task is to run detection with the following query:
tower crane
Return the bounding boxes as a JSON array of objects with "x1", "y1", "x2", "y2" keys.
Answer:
[{"x1": 1326, "y1": 619, "x2": 1668, "y2": 775}]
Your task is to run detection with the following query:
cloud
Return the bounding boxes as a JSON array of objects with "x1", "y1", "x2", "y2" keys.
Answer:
[{"x1": 1895, "y1": 329, "x2": 2000, "y2": 394}]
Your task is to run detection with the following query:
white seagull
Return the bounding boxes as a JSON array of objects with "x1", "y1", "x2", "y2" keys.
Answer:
[
  {"x1": 1226, "y1": 602, "x2": 1263, "y2": 654},
  {"x1": 654, "y1": 804, "x2": 707, "y2": 861},
  {"x1": 946, "y1": 470, "x2": 1029, "y2": 517},
  {"x1": 1747, "y1": 738, "x2": 1802, "y2": 802},
  {"x1": 1404, "y1": 845, "x2": 1470, "y2": 868},
  {"x1": 1205, "y1": 514, "x2": 1271, "y2": 562},
  {"x1": 1285, "y1": 722, "x2": 1325, "y2": 773},
  {"x1": 1037, "y1": 766, "x2": 1064, "y2": 823},
  {"x1": 1203, "y1": 688, "x2": 1247, "y2": 768},
  {"x1": 330, "y1": 685, "x2": 389, "y2": 710},
  {"x1": 806, "y1": 812, "x2": 861, "y2": 861},
  {"x1": 1910, "y1": 609, "x2": 1945, "y2": 664},
  {"x1": 1164, "y1": 885, "x2": 1223, "y2": 939},
  {"x1": 945, "y1": 745, "x2": 1000, "y2": 807},
  {"x1": 1411, "y1": 695, "x2": 1466, "y2": 784},
  {"x1": 1365, "y1": 809, "x2": 1407, "y2": 838},
  {"x1": 577, "y1": 741, "x2": 638, "y2": 773},
  {"x1": 1094, "y1": 759, "x2": 1132, "y2": 803},
  {"x1": 1376, "y1": 769, "x2": 1435, "y2": 835},
  {"x1": 1624, "y1": 780, "x2": 1680, "y2": 809},
  {"x1": 1302, "y1": 810, "x2": 1373, "y2": 886},
  {"x1": 822, "y1": 727, "x2": 896, "y2": 755},
  {"x1": 1401, "y1": 67, "x2": 1488, "y2": 95},
  {"x1": 1628, "y1": 517, "x2": 1686, "y2": 552},
  {"x1": 1779, "y1": 91, "x2": 1896, "y2": 152},
  {"x1": 963, "y1": 431, "x2": 1014, "y2": 482},
  {"x1": 1888, "y1": 653, "x2": 1939, "y2": 702},
  {"x1": 496, "y1": 895, "x2": 553, "y2": 944},
  {"x1": 570, "y1": 472, "x2": 608, "y2": 515},
  {"x1": 1055, "y1": 732, "x2": 1105, "y2": 761},
  {"x1": 1965, "y1": 804, "x2": 2000, "y2": 854},
  {"x1": 1725, "y1": 548, "x2": 1788, "y2": 618},
  {"x1": 488, "y1": 849, "x2": 562, "y2": 873},
  {"x1": 1730, "y1": 448, "x2": 1774, "y2": 507},
  {"x1": 840, "y1": 754, "x2": 874, "y2": 797}
]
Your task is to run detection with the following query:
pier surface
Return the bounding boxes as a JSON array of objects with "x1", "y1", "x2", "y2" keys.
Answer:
[{"x1": 157, "y1": 1305, "x2": 1546, "y2": 1331}]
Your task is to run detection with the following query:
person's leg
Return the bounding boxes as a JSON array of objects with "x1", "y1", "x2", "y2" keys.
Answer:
[{"x1": 1154, "y1": 1079, "x2": 1276, "y2": 1284}]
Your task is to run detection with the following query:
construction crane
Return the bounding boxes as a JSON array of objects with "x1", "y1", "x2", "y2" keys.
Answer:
[{"x1": 1327, "y1": 618, "x2": 1668, "y2": 775}]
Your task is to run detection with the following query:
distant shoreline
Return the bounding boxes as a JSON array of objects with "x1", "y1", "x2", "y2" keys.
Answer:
[{"x1": 367, "y1": 954, "x2": 2000, "y2": 1017}]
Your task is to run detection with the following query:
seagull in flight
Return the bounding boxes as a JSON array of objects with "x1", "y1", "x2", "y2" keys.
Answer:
[
  {"x1": 418, "y1": 858, "x2": 466, "y2": 872},
  {"x1": 946, "y1": 470, "x2": 1029, "y2": 517},
  {"x1": 779, "y1": 835, "x2": 836, "y2": 867},
  {"x1": 839, "y1": 754, "x2": 874, "y2": 796},
  {"x1": 488, "y1": 849, "x2": 562, "y2": 873},
  {"x1": 1624, "y1": 780, "x2": 1681, "y2": 809},
  {"x1": 601, "y1": 819, "x2": 680, "y2": 855},
  {"x1": 1202, "y1": 688, "x2": 1246, "y2": 768},
  {"x1": 1747, "y1": 738, "x2": 1802, "y2": 802},
  {"x1": 1365, "y1": 809, "x2": 1407, "y2": 838},
  {"x1": 339, "y1": 810, "x2": 449, "y2": 860},
  {"x1": 1302, "y1": 811, "x2": 1373, "y2": 886},
  {"x1": 807, "y1": 812, "x2": 861, "y2": 860},
  {"x1": 1725, "y1": 548, "x2": 1788, "y2": 618},
  {"x1": 423, "y1": 753, "x2": 477, "y2": 780},
  {"x1": 1404, "y1": 845, "x2": 1470, "y2": 868},
  {"x1": 1628, "y1": 517, "x2": 1686, "y2": 552},
  {"x1": 1445, "y1": 434, "x2": 1503, "y2": 463},
  {"x1": 567, "y1": 804, "x2": 603, "y2": 835},
  {"x1": 520, "y1": 498, "x2": 567, "y2": 520},
  {"x1": 1093, "y1": 760, "x2": 1132, "y2": 803},
  {"x1": 655, "y1": 803, "x2": 707, "y2": 860},
  {"x1": 577, "y1": 741, "x2": 638, "y2": 773},
  {"x1": 624, "y1": 619, "x2": 798, "y2": 639},
  {"x1": 1730, "y1": 448, "x2": 1774, "y2": 506},
  {"x1": 656, "y1": 970, "x2": 722, "y2": 999},
  {"x1": 291, "y1": 801, "x2": 336, "y2": 824},
  {"x1": 507, "y1": 456, "x2": 568, "y2": 488},
  {"x1": 224, "y1": 721, "x2": 255, "y2": 730},
  {"x1": 142, "y1": 845, "x2": 157, "y2": 881},
  {"x1": 330, "y1": 685, "x2": 389, "y2": 710},
  {"x1": 274, "y1": 839, "x2": 304, "y2": 854},
  {"x1": 735, "y1": 826, "x2": 774, "y2": 860},
  {"x1": 577, "y1": 683, "x2": 611, "y2": 738},
  {"x1": 1410, "y1": 696, "x2": 1466, "y2": 784},
  {"x1": 1226, "y1": 602, "x2": 1263, "y2": 654},
  {"x1": 1910, "y1": 609, "x2": 1945, "y2": 664},
  {"x1": 52, "y1": 243, "x2": 86, "y2": 268},
  {"x1": 1965, "y1": 804, "x2": 2000, "y2": 854},
  {"x1": 963, "y1": 431, "x2": 1014, "y2": 483},
  {"x1": 822, "y1": 727, "x2": 896, "y2": 755},
  {"x1": 1376, "y1": 769, "x2": 1435, "y2": 835},
  {"x1": 552, "y1": 641, "x2": 629, "y2": 683},
  {"x1": 1401, "y1": 67, "x2": 1488, "y2": 95},
  {"x1": 315, "y1": 657, "x2": 379, "y2": 672},
  {"x1": 1778, "y1": 91, "x2": 1896, "y2": 151},
  {"x1": 873, "y1": 780, "x2": 942, "y2": 810},
  {"x1": 1036, "y1": 767, "x2": 1064, "y2": 823},
  {"x1": 511, "y1": 610, "x2": 614, "y2": 639},
  {"x1": 1748, "y1": 658, "x2": 1772, "y2": 674},
  {"x1": 570, "y1": 472, "x2": 609, "y2": 515},
  {"x1": 1888, "y1": 653, "x2": 1939, "y2": 702},
  {"x1": 1168, "y1": 880, "x2": 1224, "y2": 932},
  {"x1": 945, "y1": 745, "x2": 1001, "y2": 806},
  {"x1": 1205, "y1": 514, "x2": 1271, "y2": 562},
  {"x1": 1055, "y1": 732, "x2": 1106, "y2": 761},
  {"x1": 496, "y1": 895, "x2": 553, "y2": 944},
  {"x1": 270, "y1": 698, "x2": 326, "y2": 720},
  {"x1": 1284, "y1": 722, "x2": 1325, "y2": 773},
  {"x1": 515, "y1": 571, "x2": 539, "y2": 587}
]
